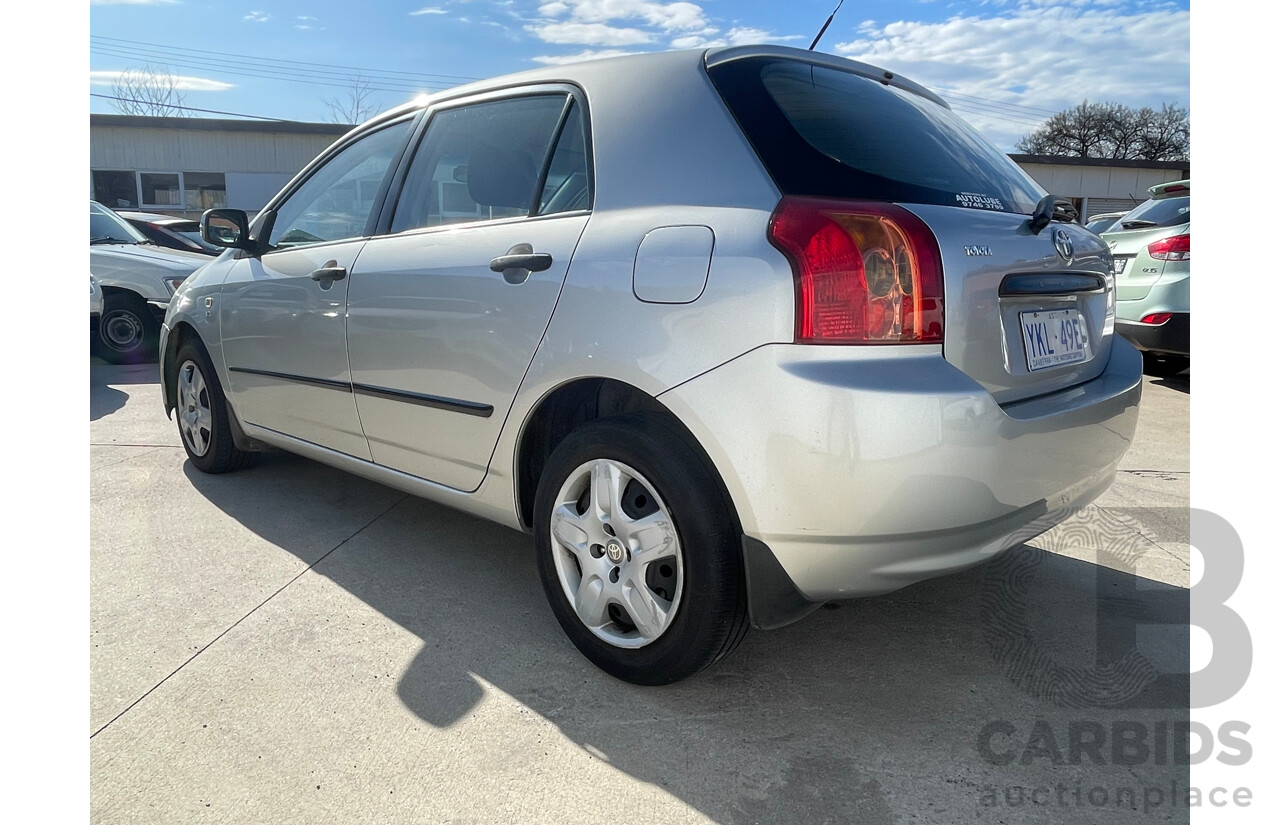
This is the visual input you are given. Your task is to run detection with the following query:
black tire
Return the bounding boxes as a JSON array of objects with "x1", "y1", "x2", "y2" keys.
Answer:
[
  {"x1": 1142, "y1": 352, "x2": 1190, "y2": 378},
  {"x1": 172, "y1": 341, "x2": 254, "y2": 474},
  {"x1": 96, "y1": 293, "x2": 159, "y2": 364},
  {"x1": 533, "y1": 414, "x2": 748, "y2": 685}
]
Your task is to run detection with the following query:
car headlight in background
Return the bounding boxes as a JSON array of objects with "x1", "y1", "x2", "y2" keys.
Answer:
[{"x1": 163, "y1": 277, "x2": 187, "y2": 295}]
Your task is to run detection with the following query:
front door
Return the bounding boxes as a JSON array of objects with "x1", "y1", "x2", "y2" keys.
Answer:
[{"x1": 219, "y1": 118, "x2": 416, "y2": 458}]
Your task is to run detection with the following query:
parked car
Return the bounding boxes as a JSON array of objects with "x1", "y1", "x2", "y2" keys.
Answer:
[
  {"x1": 90, "y1": 201, "x2": 208, "y2": 364},
  {"x1": 1084, "y1": 211, "x2": 1126, "y2": 235},
  {"x1": 159, "y1": 46, "x2": 1141, "y2": 684},
  {"x1": 1102, "y1": 180, "x2": 1190, "y2": 377},
  {"x1": 117, "y1": 210, "x2": 222, "y2": 256}
]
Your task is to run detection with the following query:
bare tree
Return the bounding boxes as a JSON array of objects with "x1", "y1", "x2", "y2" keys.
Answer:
[
  {"x1": 110, "y1": 65, "x2": 189, "y2": 117},
  {"x1": 321, "y1": 75, "x2": 384, "y2": 125},
  {"x1": 1017, "y1": 101, "x2": 1189, "y2": 162}
]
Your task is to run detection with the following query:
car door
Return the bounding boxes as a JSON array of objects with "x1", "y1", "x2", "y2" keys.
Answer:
[
  {"x1": 346, "y1": 89, "x2": 592, "y2": 490},
  {"x1": 219, "y1": 117, "x2": 416, "y2": 459}
]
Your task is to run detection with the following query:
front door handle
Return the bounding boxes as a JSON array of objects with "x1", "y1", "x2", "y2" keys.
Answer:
[
  {"x1": 310, "y1": 261, "x2": 347, "y2": 287},
  {"x1": 490, "y1": 244, "x2": 553, "y2": 285}
]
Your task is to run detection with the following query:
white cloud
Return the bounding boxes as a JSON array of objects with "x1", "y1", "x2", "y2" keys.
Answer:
[
  {"x1": 832, "y1": 4, "x2": 1189, "y2": 150},
  {"x1": 527, "y1": 21, "x2": 653, "y2": 45},
  {"x1": 89, "y1": 70, "x2": 234, "y2": 92},
  {"x1": 244, "y1": 11, "x2": 270, "y2": 22},
  {"x1": 671, "y1": 26, "x2": 804, "y2": 49},
  {"x1": 90, "y1": 0, "x2": 177, "y2": 5},
  {"x1": 537, "y1": 1, "x2": 708, "y2": 31},
  {"x1": 410, "y1": 6, "x2": 447, "y2": 14},
  {"x1": 531, "y1": 48, "x2": 637, "y2": 65}
]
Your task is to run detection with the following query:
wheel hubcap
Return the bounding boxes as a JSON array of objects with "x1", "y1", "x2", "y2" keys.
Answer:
[
  {"x1": 103, "y1": 311, "x2": 143, "y2": 350},
  {"x1": 549, "y1": 458, "x2": 683, "y2": 649},
  {"x1": 176, "y1": 360, "x2": 213, "y2": 457}
]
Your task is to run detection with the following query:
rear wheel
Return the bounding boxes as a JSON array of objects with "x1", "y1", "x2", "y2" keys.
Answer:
[
  {"x1": 174, "y1": 341, "x2": 253, "y2": 474},
  {"x1": 1142, "y1": 352, "x2": 1189, "y2": 378},
  {"x1": 533, "y1": 414, "x2": 748, "y2": 685},
  {"x1": 96, "y1": 293, "x2": 159, "y2": 364}
]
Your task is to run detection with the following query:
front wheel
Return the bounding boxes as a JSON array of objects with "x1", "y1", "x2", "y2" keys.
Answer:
[
  {"x1": 96, "y1": 293, "x2": 159, "y2": 364},
  {"x1": 173, "y1": 341, "x2": 253, "y2": 474},
  {"x1": 533, "y1": 414, "x2": 748, "y2": 685}
]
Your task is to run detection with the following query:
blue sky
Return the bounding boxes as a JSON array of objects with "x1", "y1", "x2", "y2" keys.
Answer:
[{"x1": 89, "y1": 0, "x2": 1190, "y2": 150}]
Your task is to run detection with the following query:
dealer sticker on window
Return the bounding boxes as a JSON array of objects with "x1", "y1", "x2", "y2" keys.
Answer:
[{"x1": 1020, "y1": 308, "x2": 1091, "y2": 372}]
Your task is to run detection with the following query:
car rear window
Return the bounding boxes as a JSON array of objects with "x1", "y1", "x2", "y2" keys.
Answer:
[
  {"x1": 706, "y1": 57, "x2": 1044, "y2": 215},
  {"x1": 1118, "y1": 195, "x2": 1189, "y2": 229}
]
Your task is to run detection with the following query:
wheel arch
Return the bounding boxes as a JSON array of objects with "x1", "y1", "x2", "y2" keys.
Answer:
[
  {"x1": 164, "y1": 321, "x2": 263, "y2": 453},
  {"x1": 514, "y1": 377, "x2": 732, "y2": 534}
]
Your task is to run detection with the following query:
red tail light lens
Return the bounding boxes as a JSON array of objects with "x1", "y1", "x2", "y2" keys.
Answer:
[
  {"x1": 1147, "y1": 234, "x2": 1190, "y2": 261},
  {"x1": 768, "y1": 197, "x2": 944, "y2": 344},
  {"x1": 1141, "y1": 313, "x2": 1173, "y2": 325}
]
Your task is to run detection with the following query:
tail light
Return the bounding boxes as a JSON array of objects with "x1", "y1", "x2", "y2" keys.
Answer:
[
  {"x1": 768, "y1": 197, "x2": 944, "y2": 344},
  {"x1": 1148, "y1": 234, "x2": 1190, "y2": 261},
  {"x1": 1141, "y1": 313, "x2": 1173, "y2": 325}
]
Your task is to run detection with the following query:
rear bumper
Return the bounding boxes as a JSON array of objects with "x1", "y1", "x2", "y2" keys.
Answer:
[
  {"x1": 1116, "y1": 313, "x2": 1189, "y2": 356},
  {"x1": 659, "y1": 339, "x2": 1142, "y2": 612}
]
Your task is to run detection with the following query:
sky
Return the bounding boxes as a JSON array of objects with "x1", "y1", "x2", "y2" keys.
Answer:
[{"x1": 88, "y1": 0, "x2": 1190, "y2": 151}]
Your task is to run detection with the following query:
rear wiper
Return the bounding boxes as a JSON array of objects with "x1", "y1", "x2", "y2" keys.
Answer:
[
  {"x1": 90, "y1": 236, "x2": 133, "y2": 245},
  {"x1": 1119, "y1": 219, "x2": 1157, "y2": 229},
  {"x1": 1027, "y1": 194, "x2": 1079, "y2": 235}
]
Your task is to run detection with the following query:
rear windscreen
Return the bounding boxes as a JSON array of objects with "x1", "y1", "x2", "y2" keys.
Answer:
[
  {"x1": 1119, "y1": 195, "x2": 1189, "y2": 229},
  {"x1": 707, "y1": 57, "x2": 1045, "y2": 215}
]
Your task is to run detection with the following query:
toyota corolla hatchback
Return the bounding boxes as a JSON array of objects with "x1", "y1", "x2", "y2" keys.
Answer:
[{"x1": 160, "y1": 46, "x2": 1142, "y2": 684}]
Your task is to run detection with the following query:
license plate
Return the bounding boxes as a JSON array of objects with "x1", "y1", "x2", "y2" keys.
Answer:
[
  {"x1": 1111, "y1": 257, "x2": 1129, "y2": 276},
  {"x1": 1020, "y1": 308, "x2": 1091, "y2": 372}
]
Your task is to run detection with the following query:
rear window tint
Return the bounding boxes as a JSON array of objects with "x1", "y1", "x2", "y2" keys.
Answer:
[
  {"x1": 1119, "y1": 195, "x2": 1189, "y2": 229},
  {"x1": 707, "y1": 58, "x2": 1044, "y2": 215}
]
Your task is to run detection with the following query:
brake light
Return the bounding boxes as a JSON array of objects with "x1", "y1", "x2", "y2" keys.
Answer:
[
  {"x1": 1141, "y1": 313, "x2": 1173, "y2": 325},
  {"x1": 1147, "y1": 234, "x2": 1190, "y2": 261},
  {"x1": 768, "y1": 198, "x2": 944, "y2": 344}
]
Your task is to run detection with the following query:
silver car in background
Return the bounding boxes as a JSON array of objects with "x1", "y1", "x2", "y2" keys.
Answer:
[{"x1": 160, "y1": 46, "x2": 1141, "y2": 684}]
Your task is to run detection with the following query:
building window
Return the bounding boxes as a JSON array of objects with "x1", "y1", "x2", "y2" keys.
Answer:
[
  {"x1": 93, "y1": 171, "x2": 140, "y2": 209},
  {"x1": 185, "y1": 172, "x2": 227, "y2": 209},
  {"x1": 140, "y1": 172, "x2": 182, "y2": 207}
]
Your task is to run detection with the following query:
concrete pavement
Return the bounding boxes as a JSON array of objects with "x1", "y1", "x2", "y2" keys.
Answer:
[{"x1": 90, "y1": 360, "x2": 1190, "y2": 824}]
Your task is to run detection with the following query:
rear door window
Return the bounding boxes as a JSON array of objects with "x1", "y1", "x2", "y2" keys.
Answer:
[
  {"x1": 389, "y1": 94, "x2": 577, "y2": 233},
  {"x1": 707, "y1": 57, "x2": 1044, "y2": 215}
]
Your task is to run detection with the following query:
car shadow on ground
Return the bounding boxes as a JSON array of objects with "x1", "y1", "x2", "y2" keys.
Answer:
[
  {"x1": 183, "y1": 450, "x2": 1190, "y2": 824},
  {"x1": 90, "y1": 360, "x2": 163, "y2": 421},
  {"x1": 1150, "y1": 372, "x2": 1189, "y2": 394}
]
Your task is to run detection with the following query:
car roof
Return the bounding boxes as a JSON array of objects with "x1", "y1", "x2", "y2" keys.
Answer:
[
  {"x1": 117, "y1": 210, "x2": 195, "y2": 225},
  {"x1": 363, "y1": 45, "x2": 944, "y2": 129}
]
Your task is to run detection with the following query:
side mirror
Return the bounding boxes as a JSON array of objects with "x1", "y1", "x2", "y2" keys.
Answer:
[{"x1": 201, "y1": 209, "x2": 253, "y2": 250}]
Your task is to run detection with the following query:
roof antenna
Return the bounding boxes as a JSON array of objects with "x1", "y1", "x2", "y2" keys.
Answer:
[{"x1": 809, "y1": 0, "x2": 846, "y2": 51}]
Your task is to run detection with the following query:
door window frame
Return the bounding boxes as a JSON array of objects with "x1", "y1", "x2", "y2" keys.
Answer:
[{"x1": 250, "y1": 111, "x2": 422, "y2": 257}]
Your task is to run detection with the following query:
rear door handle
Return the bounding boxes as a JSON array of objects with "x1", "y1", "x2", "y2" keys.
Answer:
[
  {"x1": 310, "y1": 261, "x2": 347, "y2": 287},
  {"x1": 490, "y1": 244, "x2": 552, "y2": 284}
]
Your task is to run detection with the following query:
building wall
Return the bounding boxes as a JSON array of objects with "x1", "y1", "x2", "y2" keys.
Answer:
[{"x1": 1012, "y1": 159, "x2": 1190, "y2": 220}]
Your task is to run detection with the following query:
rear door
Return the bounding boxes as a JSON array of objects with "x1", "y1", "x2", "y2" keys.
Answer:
[{"x1": 346, "y1": 88, "x2": 591, "y2": 490}]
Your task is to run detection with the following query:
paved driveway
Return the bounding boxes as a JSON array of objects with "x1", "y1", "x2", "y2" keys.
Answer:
[{"x1": 90, "y1": 360, "x2": 1190, "y2": 824}]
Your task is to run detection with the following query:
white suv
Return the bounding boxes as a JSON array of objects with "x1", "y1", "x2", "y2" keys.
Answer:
[
  {"x1": 159, "y1": 46, "x2": 1142, "y2": 684},
  {"x1": 90, "y1": 201, "x2": 208, "y2": 363}
]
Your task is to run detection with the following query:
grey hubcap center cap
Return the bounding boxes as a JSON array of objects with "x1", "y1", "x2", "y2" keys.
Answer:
[{"x1": 605, "y1": 539, "x2": 626, "y2": 563}]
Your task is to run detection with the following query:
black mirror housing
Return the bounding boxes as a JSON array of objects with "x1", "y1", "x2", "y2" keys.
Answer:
[{"x1": 201, "y1": 209, "x2": 254, "y2": 250}]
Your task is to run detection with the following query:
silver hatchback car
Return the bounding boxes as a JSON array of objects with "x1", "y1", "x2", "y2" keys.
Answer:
[{"x1": 160, "y1": 46, "x2": 1142, "y2": 684}]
